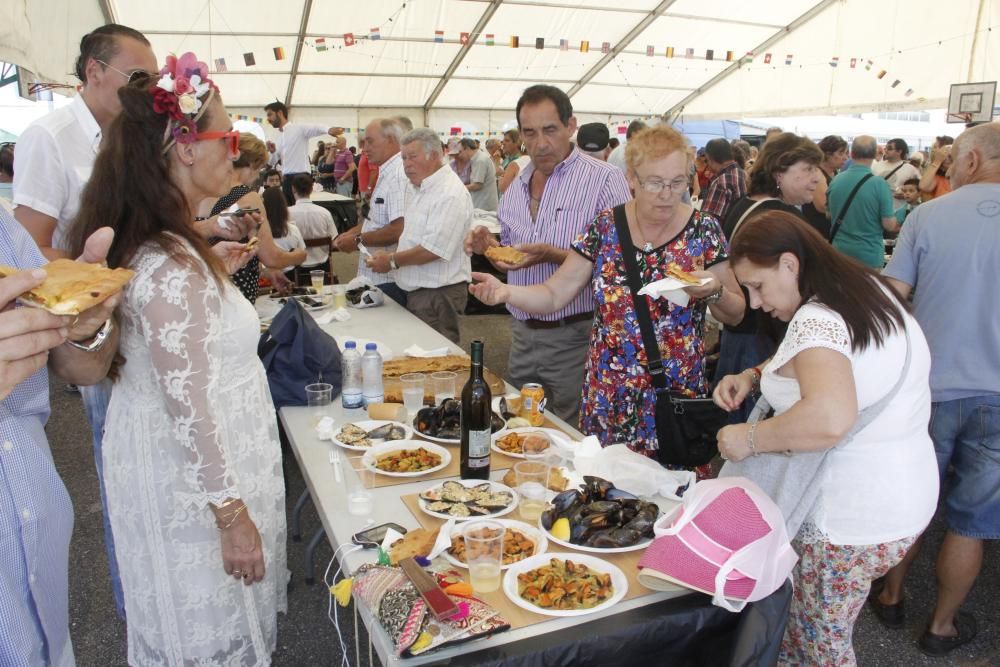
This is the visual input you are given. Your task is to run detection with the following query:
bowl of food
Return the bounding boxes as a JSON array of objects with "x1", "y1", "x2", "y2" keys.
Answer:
[
  {"x1": 418, "y1": 479, "x2": 517, "y2": 520},
  {"x1": 442, "y1": 519, "x2": 546, "y2": 570},
  {"x1": 503, "y1": 553, "x2": 627, "y2": 616},
  {"x1": 361, "y1": 441, "x2": 450, "y2": 477}
]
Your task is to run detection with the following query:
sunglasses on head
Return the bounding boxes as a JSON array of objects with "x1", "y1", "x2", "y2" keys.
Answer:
[{"x1": 195, "y1": 130, "x2": 241, "y2": 160}]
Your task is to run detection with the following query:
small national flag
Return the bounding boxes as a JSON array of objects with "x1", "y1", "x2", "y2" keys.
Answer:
[
  {"x1": 647, "y1": 45, "x2": 655, "y2": 57},
  {"x1": 850, "y1": 57, "x2": 856, "y2": 68},
  {"x1": 560, "y1": 38, "x2": 568, "y2": 51},
  {"x1": 891, "y1": 79, "x2": 900, "y2": 88},
  {"x1": 486, "y1": 34, "x2": 494, "y2": 46},
  {"x1": 243, "y1": 52, "x2": 255, "y2": 66},
  {"x1": 905, "y1": 88, "x2": 914, "y2": 97},
  {"x1": 865, "y1": 59, "x2": 873, "y2": 71},
  {"x1": 344, "y1": 33, "x2": 356, "y2": 46},
  {"x1": 601, "y1": 41, "x2": 610, "y2": 54},
  {"x1": 434, "y1": 30, "x2": 444, "y2": 43},
  {"x1": 785, "y1": 54, "x2": 793, "y2": 65},
  {"x1": 726, "y1": 50, "x2": 734, "y2": 62},
  {"x1": 273, "y1": 46, "x2": 286, "y2": 61},
  {"x1": 510, "y1": 36, "x2": 519, "y2": 48},
  {"x1": 580, "y1": 40, "x2": 589, "y2": 53},
  {"x1": 370, "y1": 27, "x2": 381, "y2": 41},
  {"x1": 460, "y1": 32, "x2": 470, "y2": 45},
  {"x1": 685, "y1": 48, "x2": 694, "y2": 59},
  {"x1": 877, "y1": 69, "x2": 887, "y2": 79},
  {"x1": 764, "y1": 53, "x2": 772, "y2": 64},
  {"x1": 706, "y1": 49, "x2": 714, "y2": 61},
  {"x1": 666, "y1": 46, "x2": 675, "y2": 58},
  {"x1": 535, "y1": 37, "x2": 544, "y2": 50},
  {"x1": 741, "y1": 51, "x2": 754, "y2": 64},
  {"x1": 214, "y1": 57, "x2": 227, "y2": 72},
  {"x1": 830, "y1": 56, "x2": 839, "y2": 67},
  {"x1": 315, "y1": 37, "x2": 327, "y2": 52}
]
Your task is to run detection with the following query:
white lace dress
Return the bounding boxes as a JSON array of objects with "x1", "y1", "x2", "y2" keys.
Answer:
[{"x1": 103, "y1": 242, "x2": 288, "y2": 666}]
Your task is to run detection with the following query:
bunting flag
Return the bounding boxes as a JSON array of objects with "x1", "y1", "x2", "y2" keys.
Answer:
[
  {"x1": 344, "y1": 33, "x2": 355, "y2": 46},
  {"x1": 905, "y1": 88, "x2": 914, "y2": 96},
  {"x1": 741, "y1": 51, "x2": 753, "y2": 63},
  {"x1": 243, "y1": 52, "x2": 255, "y2": 66},
  {"x1": 850, "y1": 57, "x2": 856, "y2": 68},
  {"x1": 830, "y1": 56, "x2": 839, "y2": 67},
  {"x1": 785, "y1": 54, "x2": 793, "y2": 65},
  {"x1": 580, "y1": 40, "x2": 589, "y2": 52},
  {"x1": 726, "y1": 50, "x2": 734, "y2": 62},
  {"x1": 460, "y1": 32, "x2": 470, "y2": 44},
  {"x1": 865, "y1": 59, "x2": 873, "y2": 71},
  {"x1": 434, "y1": 30, "x2": 444, "y2": 43},
  {"x1": 647, "y1": 45, "x2": 655, "y2": 57},
  {"x1": 764, "y1": 53, "x2": 772, "y2": 64},
  {"x1": 370, "y1": 27, "x2": 381, "y2": 41},
  {"x1": 560, "y1": 38, "x2": 568, "y2": 51},
  {"x1": 601, "y1": 41, "x2": 611, "y2": 54},
  {"x1": 510, "y1": 36, "x2": 519, "y2": 48},
  {"x1": 705, "y1": 49, "x2": 714, "y2": 61},
  {"x1": 315, "y1": 37, "x2": 327, "y2": 52},
  {"x1": 214, "y1": 57, "x2": 227, "y2": 72},
  {"x1": 877, "y1": 69, "x2": 887, "y2": 79},
  {"x1": 891, "y1": 79, "x2": 900, "y2": 87},
  {"x1": 666, "y1": 46, "x2": 675, "y2": 58},
  {"x1": 535, "y1": 37, "x2": 545, "y2": 49},
  {"x1": 486, "y1": 34, "x2": 494, "y2": 46},
  {"x1": 273, "y1": 47, "x2": 285, "y2": 61},
  {"x1": 685, "y1": 48, "x2": 694, "y2": 59}
]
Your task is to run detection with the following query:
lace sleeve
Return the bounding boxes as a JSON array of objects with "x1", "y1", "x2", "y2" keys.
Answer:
[
  {"x1": 770, "y1": 303, "x2": 853, "y2": 370},
  {"x1": 137, "y1": 253, "x2": 239, "y2": 509}
]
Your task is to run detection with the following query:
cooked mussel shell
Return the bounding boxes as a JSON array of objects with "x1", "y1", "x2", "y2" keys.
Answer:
[
  {"x1": 414, "y1": 407, "x2": 440, "y2": 435},
  {"x1": 490, "y1": 412, "x2": 506, "y2": 433},
  {"x1": 498, "y1": 396, "x2": 516, "y2": 419},
  {"x1": 366, "y1": 423, "x2": 402, "y2": 440}
]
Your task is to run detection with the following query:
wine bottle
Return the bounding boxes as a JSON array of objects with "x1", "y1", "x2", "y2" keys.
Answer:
[{"x1": 460, "y1": 340, "x2": 492, "y2": 480}]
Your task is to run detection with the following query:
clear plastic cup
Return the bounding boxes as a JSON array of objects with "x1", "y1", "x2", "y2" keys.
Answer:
[
  {"x1": 462, "y1": 520, "x2": 505, "y2": 593},
  {"x1": 309, "y1": 270, "x2": 325, "y2": 293},
  {"x1": 431, "y1": 371, "x2": 457, "y2": 403},
  {"x1": 347, "y1": 456, "x2": 374, "y2": 516},
  {"x1": 515, "y1": 460, "x2": 550, "y2": 522},
  {"x1": 400, "y1": 373, "x2": 426, "y2": 415},
  {"x1": 305, "y1": 382, "x2": 333, "y2": 427}
]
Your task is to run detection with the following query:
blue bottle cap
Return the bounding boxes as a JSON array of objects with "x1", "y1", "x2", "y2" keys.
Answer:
[
  {"x1": 365, "y1": 343, "x2": 378, "y2": 350},
  {"x1": 344, "y1": 341, "x2": 357, "y2": 349}
]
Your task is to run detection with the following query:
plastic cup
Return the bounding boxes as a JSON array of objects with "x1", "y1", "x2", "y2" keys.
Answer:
[
  {"x1": 305, "y1": 382, "x2": 333, "y2": 427},
  {"x1": 332, "y1": 285, "x2": 348, "y2": 310},
  {"x1": 515, "y1": 460, "x2": 549, "y2": 522},
  {"x1": 462, "y1": 520, "x2": 505, "y2": 593},
  {"x1": 431, "y1": 371, "x2": 457, "y2": 403},
  {"x1": 310, "y1": 270, "x2": 325, "y2": 292},
  {"x1": 400, "y1": 373, "x2": 426, "y2": 415},
  {"x1": 347, "y1": 456, "x2": 374, "y2": 516}
]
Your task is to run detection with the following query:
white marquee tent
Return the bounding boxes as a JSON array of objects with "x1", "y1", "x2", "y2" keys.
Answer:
[{"x1": 3, "y1": 0, "x2": 998, "y2": 133}]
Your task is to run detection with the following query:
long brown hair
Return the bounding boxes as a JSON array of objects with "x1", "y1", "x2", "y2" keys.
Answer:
[
  {"x1": 262, "y1": 187, "x2": 290, "y2": 238},
  {"x1": 730, "y1": 210, "x2": 907, "y2": 351},
  {"x1": 71, "y1": 77, "x2": 227, "y2": 283}
]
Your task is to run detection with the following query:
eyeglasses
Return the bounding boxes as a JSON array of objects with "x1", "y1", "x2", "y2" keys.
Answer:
[
  {"x1": 637, "y1": 177, "x2": 689, "y2": 195},
  {"x1": 96, "y1": 59, "x2": 155, "y2": 85},
  {"x1": 196, "y1": 130, "x2": 241, "y2": 160}
]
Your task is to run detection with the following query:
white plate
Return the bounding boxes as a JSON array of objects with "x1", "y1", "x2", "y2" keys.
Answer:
[
  {"x1": 335, "y1": 337, "x2": 393, "y2": 361},
  {"x1": 502, "y1": 552, "x2": 628, "y2": 617},
  {"x1": 413, "y1": 412, "x2": 505, "y2": 445},
  {"x1": 491, "y1": 427, "x2": 575, "y2": 459},
  {"x1": 361, "y1": 440, "x2": 451, "y2": 477},
  {"x1": 442, "y1": 519, "x2": 547, "y2": 570},
  {"x1": 541, "y1": 523, "x2": 653, "y2": 554},
  {"x1": 417, "y1": 479, "x2": 518, "y2": 521},
  {"x1": 330, "y1": 420, "x2": 413, "y2": 452}
]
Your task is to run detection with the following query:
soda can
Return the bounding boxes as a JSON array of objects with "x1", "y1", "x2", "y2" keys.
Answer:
[{"x1": 519, "y1": 383, "x2": 546, "y2": 426}]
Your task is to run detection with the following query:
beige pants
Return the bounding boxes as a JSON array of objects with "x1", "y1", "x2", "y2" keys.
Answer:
[{"x1": 405, "y1": 282, "x2": 468, "y2": 344}]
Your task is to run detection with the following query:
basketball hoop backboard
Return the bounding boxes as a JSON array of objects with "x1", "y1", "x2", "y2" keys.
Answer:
[{"x1": 947, "y1": 81, "x2": 996, "y2": 123}]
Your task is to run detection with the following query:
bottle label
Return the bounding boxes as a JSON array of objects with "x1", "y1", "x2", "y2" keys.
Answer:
[
  {"x1": 467, "y1": 456, "x2": 490, "y2": 469},
  {"x1": 342, "y1": 390, "x2": 363, "y2": 409},
  {"x1": 363, "y1": 393, "x2": 384, "y2": 406},
  {"x1": 468, "y1": 428, "x2": 490, "y2": 458}
]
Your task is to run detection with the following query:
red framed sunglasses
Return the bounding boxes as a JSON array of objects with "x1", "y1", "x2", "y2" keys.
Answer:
[{"x1": 196, "y1": 130, "x2": 240, "y2": 160}]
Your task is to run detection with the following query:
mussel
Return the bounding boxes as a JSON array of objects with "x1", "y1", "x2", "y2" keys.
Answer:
[
  {"x1": 540, "y1": 476, "x2": 659, "y2": 548},
  {"x1": 366, "y1": 423, "x2": 405, "y2": 441}
]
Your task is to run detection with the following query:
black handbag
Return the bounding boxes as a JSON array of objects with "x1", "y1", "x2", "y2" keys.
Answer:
[{"x1": 612, "y1": 205, "x2": 727, "y2": 467}]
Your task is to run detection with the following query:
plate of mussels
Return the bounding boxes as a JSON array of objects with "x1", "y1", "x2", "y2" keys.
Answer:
[
  {"x1": 331, "y1": 420, "x2": 412, "y2": 451},
  {"x1": 413, "y1": 398, "x2": 507, "y2": 444},
  {"x1": 539, "y1": 476, "x2": 659, "y2": 554},
  {"x1": 418, "y1": 479, "x2": 518, "y2": 520}
]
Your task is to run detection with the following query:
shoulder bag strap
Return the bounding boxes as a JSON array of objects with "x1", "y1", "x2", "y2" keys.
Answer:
[
  {"x1": 729, "y1": 198, "x2": 772, "y2": 241},
  {"x1": 829, "y1": 173, "x2": 873, "y2": 242},
  {"x1": 612, "y1": 205, "x2": 670, "y2": 395},
  {"x1": 884, "y1": 162, "x2": 906, "y2": 181}
]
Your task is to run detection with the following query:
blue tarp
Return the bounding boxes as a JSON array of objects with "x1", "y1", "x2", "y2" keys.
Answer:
[{"x1": 671, "y1": 120, "x2": 742, "y2": 149}]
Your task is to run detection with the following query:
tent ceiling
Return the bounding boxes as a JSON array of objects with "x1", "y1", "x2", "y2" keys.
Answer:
[{"x1": 4, "y1": 0, "x2": 998, "y2": 119}]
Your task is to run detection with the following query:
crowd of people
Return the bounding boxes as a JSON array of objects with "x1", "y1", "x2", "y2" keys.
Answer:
[{"x1": 0, "y1": 20, "x2": 996, "y2": 667}]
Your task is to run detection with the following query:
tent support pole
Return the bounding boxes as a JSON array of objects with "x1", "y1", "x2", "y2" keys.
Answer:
[
  {"x1": 967, "y1": 0, "x2": 987, "y2": 82},
  {"x1": 423, "y1": 0, "x2": 505, "y2": 112},
  {"x1": 284, "y1": 0, "x2": 314, "y2": 107},
  {"x1": 98, "y1": 0, "x2": 117, "y2": 23}
]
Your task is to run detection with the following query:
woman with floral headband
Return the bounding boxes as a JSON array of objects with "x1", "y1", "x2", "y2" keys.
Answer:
[{"x1": 73, "y1": 53, "x2": 287, "y2": 665}]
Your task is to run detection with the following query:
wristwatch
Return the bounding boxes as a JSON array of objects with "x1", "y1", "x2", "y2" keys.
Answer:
[
  {"x1": 704, "y1": 286, "x2": 724, "y2": 304},
  {"x1": 389, "y1": 254, "x2": 398, "y2": 271},
  {"x1": 66, "y1": 318, "x2": 114, "y2": 353}
]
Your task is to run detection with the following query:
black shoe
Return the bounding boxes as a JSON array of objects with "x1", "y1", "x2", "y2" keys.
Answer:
[
  {"x1": 867, "y1": 580, "x2": 905, "y2": 629},
  {"x1": 918, "y1": 612, "x2": 977, "y2": 657},
  {"x1": 64, "y1": 384, "x2": 80, "y2": 394}
]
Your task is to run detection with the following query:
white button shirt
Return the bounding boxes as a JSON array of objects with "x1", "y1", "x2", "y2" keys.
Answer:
[
  {"x1": 273, "y1": 123, "x2": 329, "y2": 175},
  {"x1": 12, "y1": 95, "x2": 101, "y2": 251},
  {"x1": 288, "y1": 198, "x2": 337, "y2": 265},
  {"x1": 356, "y1": 151, "x2": 406, "y2": 285},
  {"x1": 396, "y1": 165, "x2": 472, "y2": 291}
]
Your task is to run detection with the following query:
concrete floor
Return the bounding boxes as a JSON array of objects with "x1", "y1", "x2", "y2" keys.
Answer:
[{"x1": 46, "y1": 252, "x2": 998, "y2": 666}]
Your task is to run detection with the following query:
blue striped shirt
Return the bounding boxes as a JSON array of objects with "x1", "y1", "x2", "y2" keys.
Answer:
[
  {"x1": 0, "y1": 210, "x2": 75, "y2": 666},
  {"x1": 498, "y1": 147, "x2": 631, "y2": 321}
]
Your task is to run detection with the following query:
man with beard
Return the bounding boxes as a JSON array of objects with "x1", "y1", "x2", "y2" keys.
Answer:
[{"x1": 263, "y1": 101, "x2": 341, "y2": 205}]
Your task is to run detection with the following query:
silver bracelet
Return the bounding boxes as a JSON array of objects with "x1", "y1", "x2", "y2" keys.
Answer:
[
  {"x1": 65, "y1": 318, "x2": 114, "y2": 353},
  {"x1": 746, "y1": 422, "x2": 760, "y2": 457},
  {"x1": 704, "y1": 286, "x2": 724, "y2": 304}
]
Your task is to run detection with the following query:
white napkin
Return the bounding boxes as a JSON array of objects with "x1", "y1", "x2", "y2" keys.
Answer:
[
  {"x1": 427, "y1": 518, "x2": 458, "y2": 560},
  {"x1": 381, "y1": 527, "x2": 406, "y2": 552},
  {"x1": 314, "y1": 309, "x2": 350, "y2": 325},
  {"x1": 315, "y1": 416, "x2": 336, "y2": 440},
  {"x1": 637, "y1": 276, "x2": 712, "y2": 308},
  {"x1": 403, "y1": 344, "x2": 450, "y2": 358},
  {"x1": 573, "y1": 441, "x2": 696, "y2": 501}
]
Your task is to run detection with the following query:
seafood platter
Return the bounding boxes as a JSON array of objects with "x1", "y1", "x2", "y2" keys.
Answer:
[
  {"x1": 361, "y1": 441, "x2": 451, "y2": 477},
  {"x1": 442, "y1": 519, "x2": 547, "y2": 570},
  {"x1": 331, "y1": 420, "x2": 412, "y2": 451},
  {"x1": 413, "y1": 398, "x2": 507, "y2": 444},
  {"x1": 418, "y1": 479, "x2": 518, "y2": 519},
  {"x1": 503, "y1": 553, "x2": 628, "y2": 617},
  {"x1": 539, "y1": 476, "x2": 659, "y2": 553}
]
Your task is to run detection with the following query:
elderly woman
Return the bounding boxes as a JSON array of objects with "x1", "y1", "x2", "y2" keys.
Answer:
[
  {"x1": 714, "y1": 133, "x2": 824, "y2": 421},
  {"x1": 713, "y1": 210, "x2": 938, "y2": 666},
  {"x1": 470, "y1": 125, "x2": 745, "y2": 462},
  {"x1": 803, "y1": 134, "x2": 849, "y2": 233},
  {"x1": 72, "y1": 53, "x2": 287, "y2": 665}
]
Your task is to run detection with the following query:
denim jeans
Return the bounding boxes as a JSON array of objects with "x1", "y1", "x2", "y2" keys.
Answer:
[{"x1": 713, "y1": 330, "x2": 776, "y2": 424}]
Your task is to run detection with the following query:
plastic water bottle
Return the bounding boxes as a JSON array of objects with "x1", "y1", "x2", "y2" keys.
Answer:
[
  {"x1": 341, "y1": 341, "x2": 364, "y2": 418},
  {"x1": 361, "y1": 343, "x2": 384, "y2": 407}
]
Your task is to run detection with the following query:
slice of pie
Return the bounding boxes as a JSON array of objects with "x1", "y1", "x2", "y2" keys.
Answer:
[
  {"x1": 485, "y1": 245, "x2": 527, "y2": 266},
  {"x1": 0, "y1": 259, "x2": 135, "y2": 315},
  {"x1": 666, "y1": 263, "x2": 701, "y2": 285}
]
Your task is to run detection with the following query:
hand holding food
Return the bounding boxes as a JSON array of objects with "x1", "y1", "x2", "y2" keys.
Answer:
[
  {"x1": 485, "y1": 245, "x2": 527, "y2": 267},
  {"x1": 211, "y1": 241, "x2": 257, "y2": 275}
]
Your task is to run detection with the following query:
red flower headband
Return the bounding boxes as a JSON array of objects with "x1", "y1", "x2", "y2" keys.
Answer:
[{"x1": 153, "y1": 53, "x2": 219, "y2": 149}]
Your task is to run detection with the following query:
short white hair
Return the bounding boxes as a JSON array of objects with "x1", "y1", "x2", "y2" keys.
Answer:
[
  {"x1": 401, "y1": 128, "x2": 442, "y2": 158},
  {"x1": 369, "y1": 117, "x2": 403, "y2": 144}
]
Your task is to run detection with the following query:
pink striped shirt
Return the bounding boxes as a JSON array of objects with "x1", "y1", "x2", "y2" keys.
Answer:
[{"x1": 498, "y1": 147, "x2": 631, "y2": 321}]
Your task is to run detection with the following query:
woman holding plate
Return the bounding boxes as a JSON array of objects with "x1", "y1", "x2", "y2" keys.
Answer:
[{"x1": 470, "y1": 125, "x2": 745, "y2": 468}]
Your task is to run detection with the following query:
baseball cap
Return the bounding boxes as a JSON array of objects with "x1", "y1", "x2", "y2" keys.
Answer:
[
  {"x1": 577, "y1": 123, "x2": 610, "y2": 152},
  {"x1": 447, "y1": 137, "x2": 462, "y2": 155}
]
